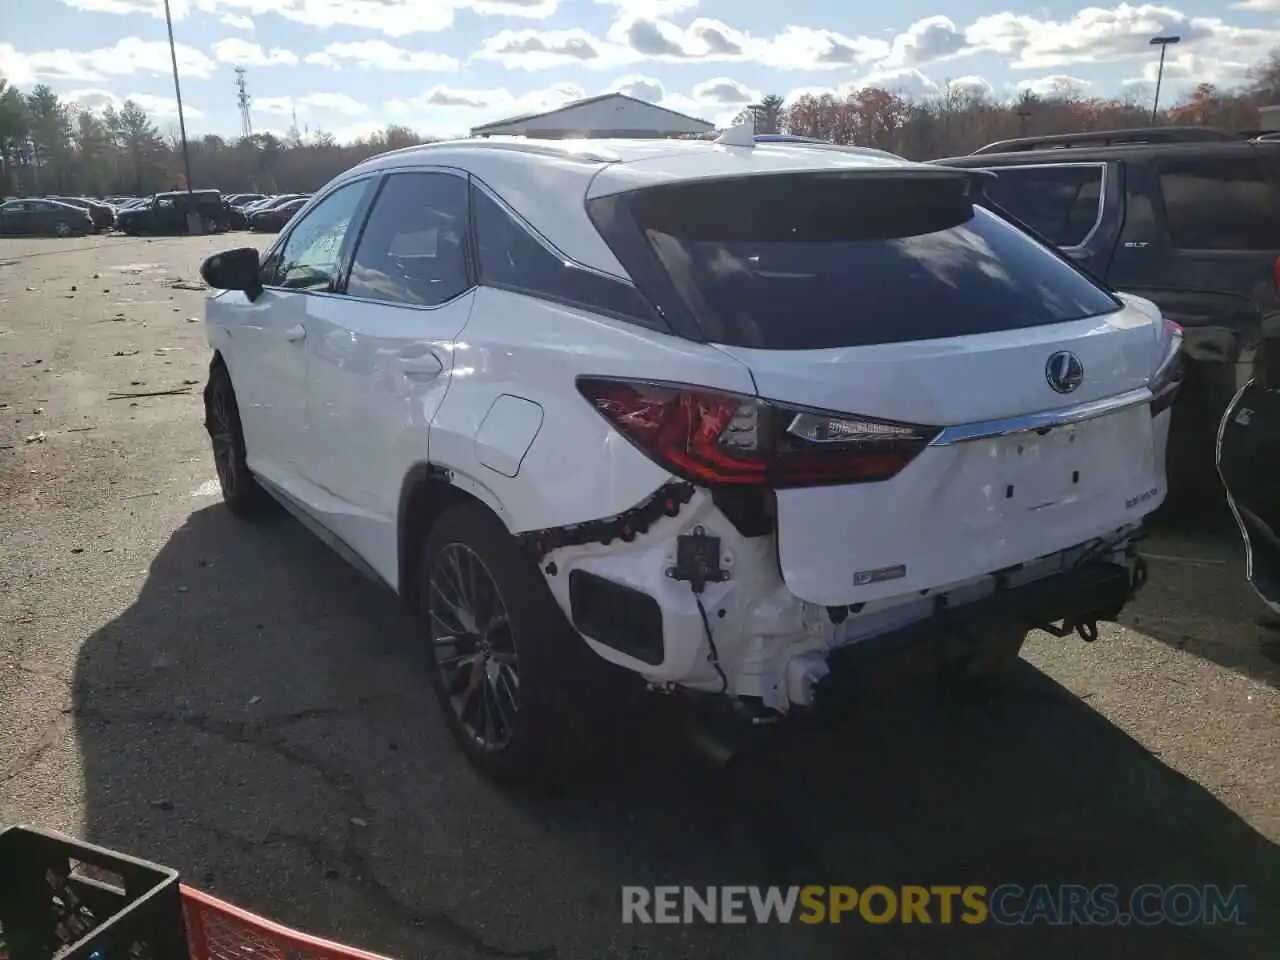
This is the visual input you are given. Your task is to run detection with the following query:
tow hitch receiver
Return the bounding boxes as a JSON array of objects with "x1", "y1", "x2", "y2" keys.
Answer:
[{"x1": 813, "y1": 560, "x2": 1140, "y2": 711}]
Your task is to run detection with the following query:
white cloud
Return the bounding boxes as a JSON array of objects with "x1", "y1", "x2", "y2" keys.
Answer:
[
  {"x1": 385, "y1": 81, "x2": 585, "y2": 118},
  {"x1": 62, "y1": 87, "x2": 205, "y2": 118},
  {"x1": 948, "y1": 75, "x2": 994, "y2": 98},
  {"x1": 327, "y1": 119, "x2": 394, "y2": 144},
  {"x1": 255, "y1": 93, "x2": 369, "y2": 117},
  {"x1": 305, "y1": 41, "x2": 458, "y2": 72},
  {"x1": 1123, "y1": 51, "x2": 1254, "y2": 85},
  {"x1": 61, "y1": 0, "x2": 169, "y2": 13},
  {"x1": 849, "y1": 67, "x2": 940, "y2": 99},
  {"x1": 0, "y1": 38, "x2": 214, "y2": 84},
  {"x1": 690, "y1": 77, "x2": 759, "y2": 105},
  {"x1": 759, "y1": 26, "x2": 889, "y2": 70},
  {"x1": 607, "y1": 74, "x2": 665, "y2": 102},
  {"x1": 594, "y1": 0, "x2": 696, "y2": 16},
  {"x1": 219, "y1": 13, "x2": 253, "y2": 29},
  {"x1": 881, "y1": 16, "x2": 970, "y2": 68},
  {"x1": 61, "y1": 0, "x2": 561, "y2": 38},
  {"x1": 476, "y1": 28, "x2": 623, "y2": 69},
  {"x1": 608, "y1": 16, "x2": 754, "y2": 61},
  {"x1": 1231, "y1": 0, "x2": 1280, "y2": 8},
  {"x1": 62, "y1": 88, "x2": 122, "y2": 112},
  {"x1": 966, "y1": 4, "x2": 1279, "y2": 70},
  {"x1": 1018, "y1": 74, "x2": 1092, "y2": 97},
  {"x1": 127, "y1": 92, "x2": 205, "y2": 118},
  {"x1": 212, "y1": 38, "x2": 298, "y2": 67}
]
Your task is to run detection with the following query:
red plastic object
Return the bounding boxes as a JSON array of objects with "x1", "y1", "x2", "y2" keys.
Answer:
[{"x1": 181, "y1": 886, "x2": 395, "y2": 960}]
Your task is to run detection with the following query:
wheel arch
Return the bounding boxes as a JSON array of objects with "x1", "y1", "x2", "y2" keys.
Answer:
[{"x1": 396, "y1": 462, "x2": 514, "y2": 611}]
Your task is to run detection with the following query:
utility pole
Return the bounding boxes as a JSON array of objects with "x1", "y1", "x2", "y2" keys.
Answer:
[
  {"x1": 162, "y1": 0, "x2": 198, "y2": 230},
  {"x1": 1149, "y1": 35, "x2": 1181, "y2": 123},
  {"x1": 235, "y1": 67, "x2": 252, "y2": 139}
]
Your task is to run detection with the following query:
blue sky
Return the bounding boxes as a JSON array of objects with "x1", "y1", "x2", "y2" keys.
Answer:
[{"x1": 1, "y1": 1, "x2": 1277, "y2": 142}]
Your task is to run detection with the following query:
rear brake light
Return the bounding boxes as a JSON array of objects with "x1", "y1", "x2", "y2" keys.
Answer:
[
  {"x1": 576, "y1": 377, "x2": 940, "y2": 488},
  {"x1": 1150, "y1": 317, "x2": 1184, "y2": 417}
]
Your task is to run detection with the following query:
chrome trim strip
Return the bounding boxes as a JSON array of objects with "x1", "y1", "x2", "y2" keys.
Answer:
[
  {"x1": 928, "y1": 386, "x2": 1152, "y2": 446},
  {"x1": 978, "y1": 161, "x2": 1108, "y2": 253}
]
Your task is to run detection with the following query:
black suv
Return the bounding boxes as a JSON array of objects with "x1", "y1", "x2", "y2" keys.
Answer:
[
  {"x1": 934, "y1": 127, "x2": 1280, "y2": 509},
  {"x1": 116, "y1": 189, "x2": 228, "y2": 235}
]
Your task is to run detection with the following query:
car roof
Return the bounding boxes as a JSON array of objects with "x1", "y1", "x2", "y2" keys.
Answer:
[
  {"x1": 933, "y1": 139, "x2": 1271, "y2": 168},
  {"x1": 339, "y1": 136, "x2": 936, "y2": 274}
]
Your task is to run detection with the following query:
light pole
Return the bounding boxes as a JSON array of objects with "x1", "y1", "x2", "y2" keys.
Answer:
[
  {"x1": 1149, "y1": 34, "x2": 1181, "y2": 123},
  {"x1": 162, "y1": 0, "x2": 198, "y2": 229}
]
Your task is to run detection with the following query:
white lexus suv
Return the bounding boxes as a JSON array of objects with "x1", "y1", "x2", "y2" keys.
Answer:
[{"x1": 199, "y1": 132, "x2": 1183, "y2": 784}]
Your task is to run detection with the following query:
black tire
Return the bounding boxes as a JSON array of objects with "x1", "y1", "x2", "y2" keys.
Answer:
[
  {"x1": 53, "y1": 220, "x2": 72, "y2": 238},
  {"x1": 417, "y1": 502, "x2": 603, "y2": 788},
  {"x1": 202, "y1": 362, "x2": 274, "y2": 519}
]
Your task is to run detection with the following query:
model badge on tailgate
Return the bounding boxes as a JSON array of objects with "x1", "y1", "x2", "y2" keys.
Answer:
[{"x1": 854, "y1": 564, "x2": 907, "y2": 586}]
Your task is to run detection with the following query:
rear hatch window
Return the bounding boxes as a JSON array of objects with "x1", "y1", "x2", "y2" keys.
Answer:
[{"x1": 592, "y1": 172, "x2": 1120, "y2": 350}]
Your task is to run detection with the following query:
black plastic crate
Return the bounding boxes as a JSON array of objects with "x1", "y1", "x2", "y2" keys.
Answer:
[{"x1": 0, "y1": 826, "x2": 188, "y2": 960}]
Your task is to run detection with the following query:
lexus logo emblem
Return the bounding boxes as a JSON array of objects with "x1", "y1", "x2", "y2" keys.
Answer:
[{"x1": 1045, "y1": 351, "x2": 1084, "y2": 394}]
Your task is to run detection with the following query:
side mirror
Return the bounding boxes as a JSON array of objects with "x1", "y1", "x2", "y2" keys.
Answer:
[{"x1": 201, "y1": 247, "x2": 263, "y2": 302}]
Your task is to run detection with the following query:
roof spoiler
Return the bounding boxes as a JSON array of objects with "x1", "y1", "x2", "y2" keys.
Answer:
[{"x1": 971, "y1": 126, "x2": 1241, "y2": 155}]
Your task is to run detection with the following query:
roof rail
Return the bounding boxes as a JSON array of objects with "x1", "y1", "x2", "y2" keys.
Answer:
[
  {"x1": 971, "y1": 126, "x2": 1242, "y2": 155},
  {"x1": 752, "y1": 133, "x2": 831, "y2": 143}
]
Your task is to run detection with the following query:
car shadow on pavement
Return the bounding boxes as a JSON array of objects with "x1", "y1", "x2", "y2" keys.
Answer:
[
  {"x1": 71, "y1": 505, "x2": 1280, "y2": 960},
  {"x1": 1124, "y1": 510, "x2": 1280, "y2": 689}
]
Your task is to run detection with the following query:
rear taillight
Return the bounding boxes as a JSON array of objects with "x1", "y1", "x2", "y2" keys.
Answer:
[
  {"x1": 1150, "y1": 317, "x2": 1184, "y2": 417},
  {"x1": 576, "y1": 377, "x2": 940, "y2": 488}
]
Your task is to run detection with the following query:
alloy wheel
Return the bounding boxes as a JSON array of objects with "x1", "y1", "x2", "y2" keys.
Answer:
[{"x1": 428, "y1": 543, "x2": 520, "y2": 751}]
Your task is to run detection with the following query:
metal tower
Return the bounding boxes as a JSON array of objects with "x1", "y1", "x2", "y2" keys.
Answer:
[{"x1": 234, "y1": 67, "x2": 252, "y2": 138}]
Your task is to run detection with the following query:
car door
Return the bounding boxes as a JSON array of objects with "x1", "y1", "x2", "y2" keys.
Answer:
[
  {"x1": 302, "y1": 169, "x2": 476, "y2": 581},
  {"x1": 212, "y1": 178, "x2": 376, "y2": 500},
  {"x1": 1, "y1": 201, "x2": 29, "y2": 234}
]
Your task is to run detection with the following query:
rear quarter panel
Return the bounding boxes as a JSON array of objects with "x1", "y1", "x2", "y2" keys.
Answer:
[{"x1": 426, "y1": 287, "x2": 758, "y2": 533}]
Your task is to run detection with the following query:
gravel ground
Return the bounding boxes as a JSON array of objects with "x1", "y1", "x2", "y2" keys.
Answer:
[{"x1": 1, "y1": 234, "x2": 1277, "y2": 959}]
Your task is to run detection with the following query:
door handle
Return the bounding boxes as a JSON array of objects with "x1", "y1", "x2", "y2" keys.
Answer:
[
  {"x1": 284, "y1": 324, "x2": 307, "y2": 342},
  {"x1": 398, "y1": 352, "x2": 444, "y2": 378}
]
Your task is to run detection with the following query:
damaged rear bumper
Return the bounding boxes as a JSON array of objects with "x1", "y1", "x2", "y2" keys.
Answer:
[{"x1": 808, "y1": 556, "x2": 1146, "y2": 710}]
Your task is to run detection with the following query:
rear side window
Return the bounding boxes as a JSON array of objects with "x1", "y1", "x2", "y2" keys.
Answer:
[
  {"x1": 982, "y1": 164, "x2": 1104, "y2": 248},
  {"x1": 602, "y1": 173, "x2": 1119, "y2": 350},
  {"x1": 1158, "y1": 156, "x2": 1280, "y2": 250},
  {"x1": 471, "y1": 183, "x2": 661, "y2": 327}
]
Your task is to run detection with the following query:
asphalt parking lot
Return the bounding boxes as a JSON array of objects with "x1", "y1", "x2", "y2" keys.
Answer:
[{"x1": 1, "y1": 234, "x2": 1277, "y2": 959}]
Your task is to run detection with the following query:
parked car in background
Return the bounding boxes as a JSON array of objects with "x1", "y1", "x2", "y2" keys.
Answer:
[
  {"x1": 1218, "y1": 335, "x2": 1280, "y2": 616},
  {"x1": 0, "y1": 198, "x2": 94, "y2": 237},
  {"x1": 116, "y1": 189, "x2": 228, "y2": 235},
  {"x1": 247, "y1": 196, "x2": 309, "y2": 232},
  {"x1": 198, "y1": 135, "x2": 1176, "y2": 784},
  {"x1": 47, "y1": 196, "x2": 114, "y2": 231},
  {"x1": 933, "y1": 126, "x2": 1280, "y2": 511},
  {"x1": 226, "y1": 194, "x2": 273, "y2": 230}
]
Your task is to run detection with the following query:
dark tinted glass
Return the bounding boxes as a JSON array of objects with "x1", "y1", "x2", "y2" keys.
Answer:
[
  {"x1": 471, "y1": 185, "x2": 660, "y2": 326},
  {"x1": 268, "y1": 179, "x2": 370, "y2": 291},
  {"x1": 625, "y1": 174, "x2": 1119, "y2": 350},
  {"x1": 983, "y1": 164, "x2": 1104, "y2": 247},
  {"x1": 1158, "y1": 157, "x2": 1280, "y2": 250},
  {"x1": 347, "y1": 172, "x2": 470, "y2": 307}
]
